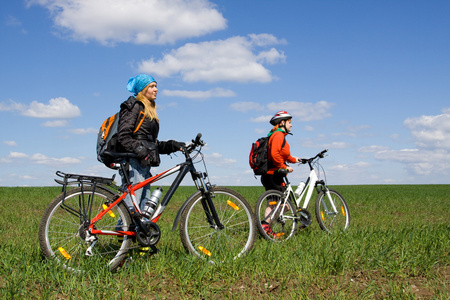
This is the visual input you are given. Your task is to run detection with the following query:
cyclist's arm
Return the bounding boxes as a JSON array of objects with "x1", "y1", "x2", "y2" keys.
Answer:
[{"x1": 270, "y1": 132, "x2": 296, "y2": 169}]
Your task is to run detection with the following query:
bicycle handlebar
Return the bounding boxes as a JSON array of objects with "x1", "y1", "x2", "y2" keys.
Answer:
[
  {"x1": 299, "y1": 149, "x2": 329, "y2": 165},
  {"x1": 183, "y1": 133, "x2": 205, "y2": 154},
  {"x1": 103, "y1": 133, "x2": 205, "y2": 167}
]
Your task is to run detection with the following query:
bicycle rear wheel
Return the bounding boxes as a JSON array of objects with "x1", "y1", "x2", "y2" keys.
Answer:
[
  {"x1": 38, "y1": 186, "x2": 132, "y2": 272},
  {"x1": 255, "y1": 190, "x2": 298, "y2": 242},
  {"x1": 179, "y1": 187, "x2": 256, "y2": 264},
  {"x1": 315, "y1": 189, "x2": 350, "y2": 233}
]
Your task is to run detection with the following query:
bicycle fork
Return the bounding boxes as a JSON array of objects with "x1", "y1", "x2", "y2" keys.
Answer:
[
  {"x1": 194, "y1": 172, "x2": 224, "y2": 230},
  {"x1": 317, "y1": 182, "x2": 339, "y2": 216}
]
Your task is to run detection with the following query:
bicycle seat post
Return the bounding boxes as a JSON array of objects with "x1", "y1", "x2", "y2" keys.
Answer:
[{"x1": 119, "y1": 161, "x2": 132, "y2": 187}]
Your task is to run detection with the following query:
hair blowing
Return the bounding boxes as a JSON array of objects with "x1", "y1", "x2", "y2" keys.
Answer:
[{"x1": 136, "y1": 84, "x2": 159, "y2": 122}]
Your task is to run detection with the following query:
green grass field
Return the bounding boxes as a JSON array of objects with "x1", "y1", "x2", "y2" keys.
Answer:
[{"x1": 0, "y1": 185, "x2": 448, "y2": 299}]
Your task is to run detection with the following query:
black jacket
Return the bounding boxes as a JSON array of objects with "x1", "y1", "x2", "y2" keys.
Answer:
[{"x1": 117, "y1": 97, "x2": 177, "y2": 159}]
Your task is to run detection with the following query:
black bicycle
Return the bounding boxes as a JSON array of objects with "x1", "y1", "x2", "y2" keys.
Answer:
[{"x1": 39, "y1": 133, "x2": 256, "y2": 272}]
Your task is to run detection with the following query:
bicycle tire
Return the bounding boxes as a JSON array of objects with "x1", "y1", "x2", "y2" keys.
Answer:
[
  {"x1": 255, "y1": 189, "x2": 298, "y2": 242},
  {"x1": 315, "y1": 189, "x2": 350, "y2": 233},
  {"x1": 179, "y1": 187, "x2": 256, "y2": 264},
  {"x1": 38, "y1": 187, "x2": 132, "y2": 272}
]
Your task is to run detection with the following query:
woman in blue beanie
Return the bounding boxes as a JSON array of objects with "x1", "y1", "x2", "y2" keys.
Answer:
[{"x1": 116, "y1": 74, "x2": 183, "y2": 236}]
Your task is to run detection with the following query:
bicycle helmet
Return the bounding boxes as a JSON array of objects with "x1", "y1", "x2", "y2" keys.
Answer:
[{"x1": 270, "y1": 111, "x2": 292, "y2": 126}]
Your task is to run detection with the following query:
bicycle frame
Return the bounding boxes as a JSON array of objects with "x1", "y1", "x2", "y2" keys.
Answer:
[
  {"x1": 275, "y1": 151, "x2": 339, "y2": 218},
  {"x1": 87, "y1": 135, "x2": 223, "y2": 239}
]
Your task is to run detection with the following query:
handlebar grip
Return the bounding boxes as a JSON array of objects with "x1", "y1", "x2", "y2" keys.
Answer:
[
  {"x1": 318, "y1": 149, "x2": 328, "y2": 158},
  {"x1": 194, "y1": 133, "x2": 202, "y2": 144}
]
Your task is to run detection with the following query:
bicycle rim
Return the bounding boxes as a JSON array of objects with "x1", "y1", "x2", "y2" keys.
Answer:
[
  {"x1": 179, "y1": 187, "x2": 256, "y2": 264},
  {"x1": 315, "y1": 189, "x2": 350, "y2": 233},
  {"x1": 255, "y1": 190, "x2": 298, "y2": 242},
  {"x1": 39, "y1": 187, "x2": 132, "y2": 272}
]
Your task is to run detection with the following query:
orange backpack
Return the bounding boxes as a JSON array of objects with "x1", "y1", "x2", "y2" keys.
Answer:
[{"x1": 96, "y1": 110, "x2": 145, "y2": 168}]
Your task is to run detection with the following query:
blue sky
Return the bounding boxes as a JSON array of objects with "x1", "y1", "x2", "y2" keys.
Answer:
[{"x1": 1, "y1": 0, "x2": 449, "y2": 187}]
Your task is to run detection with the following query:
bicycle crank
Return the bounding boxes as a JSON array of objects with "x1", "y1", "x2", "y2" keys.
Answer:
[
  {"x1": 297, "y1": 208, "x2": 312, "y2": 228},
  {"x1": 136, "y1": 221, "x2": 161, "y2": 247}
]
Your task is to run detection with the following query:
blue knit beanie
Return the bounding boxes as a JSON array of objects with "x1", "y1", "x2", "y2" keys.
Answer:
[{"x1": 127, "y1": 74, "x2": 156, "y2": 96}]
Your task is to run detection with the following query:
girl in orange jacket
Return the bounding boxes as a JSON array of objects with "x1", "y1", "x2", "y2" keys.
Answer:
[
  {"x1": 261, "y1": 111, "x2": 301, "y2": 237},
  {"x1": 261, "y1": 111, "x2": 301, "y2": 191}
]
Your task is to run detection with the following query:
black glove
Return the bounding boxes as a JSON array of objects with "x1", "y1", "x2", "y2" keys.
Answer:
[
  {"x1": 141, "y1": 154, "x2": 153, "y2": 166},
  {"x1": 158, "y1": 140, "x2": 185, "y2": 154},
  {"x1": 136, "y1": 145, "x2": 149, "y2": 160},
  {"x1": 169, "y1": 140, "x2": 185, "y2": 152}
]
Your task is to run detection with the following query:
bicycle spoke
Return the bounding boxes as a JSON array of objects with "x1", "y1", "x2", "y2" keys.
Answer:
[
  {"x1": 180, "y1": 187, "x2": 255, "y2": 263},
  {"x1": 39, "y1": 187, "x2": 132, "y2": 272}
]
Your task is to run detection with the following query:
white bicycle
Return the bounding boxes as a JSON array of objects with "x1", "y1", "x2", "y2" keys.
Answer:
[{"x1": 255, "y1": 149, "x2": 350, "y2": 242}]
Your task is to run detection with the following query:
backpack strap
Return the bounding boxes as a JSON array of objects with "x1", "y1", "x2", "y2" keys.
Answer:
[
  {"x1": 134, "y1": 111, "x2": 145, "y2": 133},
  {"x1": 121, "y1": 96, "x2": 146, "y2": 135}
]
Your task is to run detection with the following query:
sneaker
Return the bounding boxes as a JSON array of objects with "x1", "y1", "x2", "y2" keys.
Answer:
[
  {"x1": 138, "y1": 245, "x2": 158, "y2": 257},
  {"x1": 139, "y1": 247, "x2": 150, "y2": 256},
  {"x1": 261, "y1": 223, "x2": 277, "y2": 238}
]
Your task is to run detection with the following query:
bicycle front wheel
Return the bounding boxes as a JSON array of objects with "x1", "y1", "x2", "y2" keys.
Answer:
[
  {"x1": 255, "y1": 190, "x2": 298, "y2": 242},
  {"x1": 38, "y1": 187, "x2": 132, "y2": 272},
  {"x1": 179, "y1": 187, "x2": 256, "y2": 264},
  {"x1": 315, "y1": 189, "x2": 350, "y2": 233}
]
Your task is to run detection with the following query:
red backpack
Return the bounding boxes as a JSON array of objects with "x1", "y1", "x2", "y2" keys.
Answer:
[{"x1": 249, "y1": 136, "x2": 285, "y2": 175}]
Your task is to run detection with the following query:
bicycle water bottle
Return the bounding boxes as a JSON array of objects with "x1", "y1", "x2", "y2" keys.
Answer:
[
  {"x1": 142, "y1": 187, "x2": 163, "y2": 219},
  {"x1": 294, "y1": 181, "x2": 305, "y2": 197}
]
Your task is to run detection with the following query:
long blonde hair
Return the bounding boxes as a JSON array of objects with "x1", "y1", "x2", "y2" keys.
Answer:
[{"x1": 135, "y1": 84, "x2": 159, "y2": 122}]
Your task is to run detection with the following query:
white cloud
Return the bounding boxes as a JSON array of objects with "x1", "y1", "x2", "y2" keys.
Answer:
[
  {"x1": 1, "y1": 152, "x2": 29, "y2": 163},
  {"x1": 231, "y1": 102, "x2": 265, "y2": 113},
  {"x1": 370, "y1": 109, "x2": 450, "y2": 178},
  {"x1": 205, "y1": 152, "x2": 236, "y2": 166},
  {"x1": 323, "y1": 141, "x2": 352, "y2": 149},
  {"x1": 404, "y1": 109, "x2": 450, "y2": 149},
  {"x1": 267, "y1": 101, "x2": 334, "y2": 122},
  {"x1": 27, "y1": 0, "x2": 226, "y2": 45},
  {"x1": 2, "y1": 98, "x2": 81, "y2": 119},
  {"x1": 1, "y1": 151, "x2": 81, "y2": 166},
  {"x1": 137, "y1": 34, "x2": 286, "y2": 83},
  {"x1": 248, "y1": 33, "x2": 287, "y2": 46},
  {"x1": 330, "y1": 161, "x2": 370, "y2": 171},
  {"x1": 42, "y1": 120, "x2": 68, "y2": 127},
  {"x1": 0, "y1": 100, "x2": 26, "y2": 112},
  {"x1": 4, "y1": 141, "x2": 17, "y2": 146},
  {"x1": 256, "y1": 48, "x2": 286, "y2": 65},
  {"x1": 30, "y1": 153, "x2": 82, "y2": 165},
  {"x1": 358, "y1": 145, "x2": 390, "y2": 153},
  {"x1": 300, "y1": 138, "x2": 352, "y2": 150},
  {"x1": 9, "y1": 152, "x2": 29, "y2": 158},
  {"x1": 162, "y1": 88, "x2": 236, "y2": 99},
  {"x1": 251, "y1": 115, "x2": 272, "y2": 123},
  {"x1": 68, "y1": 128, "x2": 98, "y2": 135},
  {"x1": 374, "y1": 149, "x2": 450, "y2": 176},
  {"x1": 249, "y1": 101, "x2": 334, "y2": 123},
  {"x1": 22, "y1": 97, "x2": 81, "y2": 118}
]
